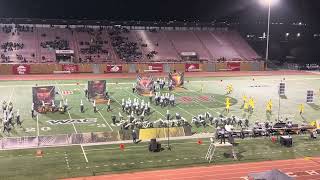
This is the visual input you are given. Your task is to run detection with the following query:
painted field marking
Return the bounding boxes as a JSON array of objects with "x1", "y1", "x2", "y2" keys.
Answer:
[
  {"x1": 80, "y1": 145, "x2": 89, "y2": 163},
  {"x1": 55, "y1": 82, "x2": 78, "y2": 134},
  {"x1": 77, "y1": 84, "x2": 114, "y2": 132},
  {"x1": 64, "y1": 152, "x2": 71, "y2": 169},
  {"x1": 36, "y1": 115, "x2": 40, "y2": 136}
]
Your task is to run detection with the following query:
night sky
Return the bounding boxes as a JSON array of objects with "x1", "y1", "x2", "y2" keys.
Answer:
[{"x1": 0, "y1": 0, "x2": 319, "y2": 24}]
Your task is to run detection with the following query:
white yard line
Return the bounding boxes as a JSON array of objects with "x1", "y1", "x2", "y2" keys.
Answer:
[
  {"x1": 8, "y1": 87, "x2": 15, "y2": 102},
  {"x1": 36, "y1": 115, "x2": 40, "y2": 137},
  {"x1": 98, "y1": 111, "x2": 113, "y2": 131},
  {"x1": 80, "y1": 144, "x2": 89, "y2": 163},
  {"x1": 55, "y1": 82, "x2": 78, "y2": 134},
  {"x1": 77, "y1": 85, "x2": 113, "y2": 132}
]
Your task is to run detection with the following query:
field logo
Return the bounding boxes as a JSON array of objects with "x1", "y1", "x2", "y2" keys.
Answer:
[{"x1": 47, "y1": 118, "x2": 97, "y2": 125}]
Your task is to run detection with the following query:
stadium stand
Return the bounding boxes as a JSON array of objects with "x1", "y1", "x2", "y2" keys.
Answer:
[{"x1": 0, "y1": 23, "x2": 260, "y2": 64}]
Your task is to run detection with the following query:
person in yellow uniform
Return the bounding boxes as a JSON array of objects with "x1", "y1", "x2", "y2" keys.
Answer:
[
  {"x1": 249, "y1": 97, "x2": 255, "y2": 112},
  {"x1": 244, "y1": 101, "x2": 249, "y2": 112},
  {"x1": 225, "y1": 97, "x2": 231, "y2": 113},
  {"x1": 226, "y1": 84, "x2": 233, "y2": 94},
  {"x1": 299, "y1": 104, "x2": 304, "y2": 115},
  {"x1": 242, "y1": 95, "x2": 247, "y2": 105},
  {"x1": 266, "y1": 99, "x2": 273, "y2": 113}
]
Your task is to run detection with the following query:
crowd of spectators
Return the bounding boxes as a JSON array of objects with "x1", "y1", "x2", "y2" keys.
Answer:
[
  {"x1": 2, "y1": 25, "x2": 13, "y2": 33},
  {"x1": 15, "y1": 24, "x2": 33, "y2": 33},
  {"x1": 109, "y1": 27, "x2": 142, "y2": 62},
  {"x1": 0, "y1": 54, "x2": 10, "y2": 63},
  {"x1": 77, "y1": 26, "x2": 110, "y2": 63},
  {"x1": 1, "y1": 42, "x2": 24, "y2": 52},
  {"x1": 40, "y1": 36, "x2": 69, "y2": 50}
]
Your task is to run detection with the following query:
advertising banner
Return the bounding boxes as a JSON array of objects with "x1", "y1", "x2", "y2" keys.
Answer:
[
  {"x1": 62, "y1": 64, "x2": 79, "y2": 73},
  {"x1": 185, "y1": 64, "x2": 200, "y2": 72},
  {"x1": 106, "y1": 65, "x2": 122, "y2": 73},
  {"x1": 146, "y1": 64, "x2": 163, "y2": 72},
  {"x1": 227, "y1": 62, "x2": 241, "y2": 71},
  {"x1": 12, "y1": 64, "x2": 31, "y2": 75}
]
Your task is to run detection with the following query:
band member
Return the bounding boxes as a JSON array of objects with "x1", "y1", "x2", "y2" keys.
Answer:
[
  {"x1": 80, "y1": 99, "x2": 84, "y2": 113},
  {"x1": 59, "y1": 101, "x2": 64, "y2": 113},
  {"x1": 93, "y1": 100, "x2": 97, "y2": 113},
  {"x1": 121, "y1": 99, "x2": 125, "y2": 112},
  {"x1": 107, "y1": 99, "x2": 111, "y2": 112},
  {"x1": 41, "y1": 101, "x2": 45, "y2": 113},
  {"x1": 8, "y1": 102, "x2": 13, "y2": 112},
  {"x1": 31, "y1": 103, "x2": 35, "y2": 118},
  {"x1": 85, "y1": 89, "x2": 88, "y2": 98},
  {"x1": 16, "y1": 109, "x2": 22, "y2": 127},
  {"x1": 132, "y1": 84, "x2": 136, "y2": 93},
  {"x1": 51, "y1": 100, "x2": 56, "y2": 112},
  {"x1": 149, "y1": 91, "x2": 153, "y2": 103}
]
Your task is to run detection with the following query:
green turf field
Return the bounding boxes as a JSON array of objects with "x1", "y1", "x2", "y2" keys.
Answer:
[
  {"x1": 0, "y1": 135, "x2": 320, "y2": 180},
  {"x1": 1, "y1": 74, "x2": 320, "y2": 179},
  {"x1": 0, "y1": 74, "x2": 320, "y2": 137}
]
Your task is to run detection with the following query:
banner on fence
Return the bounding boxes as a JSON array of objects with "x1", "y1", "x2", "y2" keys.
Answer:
[
  {"x1": 106, "y1": 65, "x2": 122, "y2": 73},
  {"x1": 146, "y1": 64, "x2": 163, "y2": 72},
  {"x1": 62, "y1": 64, "x2": 79, "y2": 72},
  {"x1": 227, "y1": 62, "x2": 241, "y2": 71},
  {"x1": 12, "y1": 64, "x2": 31, "y2": 75},
  {"x1": 185, "y1": 64, "x2": 200, "y2": 72}
]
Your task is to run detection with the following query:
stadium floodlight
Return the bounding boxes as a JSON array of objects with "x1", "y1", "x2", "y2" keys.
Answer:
[
  {"x1": 259, "y1": 0, "x2": 279, "y2": 6},
  {"x1": 259, "y1": 0, "x2": 279, "y2": 69}
]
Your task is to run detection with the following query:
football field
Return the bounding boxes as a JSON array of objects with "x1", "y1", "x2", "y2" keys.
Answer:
[{"x1": 0, "y1": 74, "x2": 320, "y2": 138}]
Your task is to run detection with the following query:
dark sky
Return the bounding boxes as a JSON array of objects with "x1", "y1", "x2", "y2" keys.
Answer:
[{"x1": 0, "y1": 0, "x2": 319, "y2": 23}]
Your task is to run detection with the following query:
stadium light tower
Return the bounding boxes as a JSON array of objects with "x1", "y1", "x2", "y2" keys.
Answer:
[{"x1": 260, "y1": 0, "x2": 279, "y2": 69}]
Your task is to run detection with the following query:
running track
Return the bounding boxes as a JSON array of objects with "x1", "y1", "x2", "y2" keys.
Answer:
[{"x1": 64, "y1": 157, "x2": 320, "y2": 180}]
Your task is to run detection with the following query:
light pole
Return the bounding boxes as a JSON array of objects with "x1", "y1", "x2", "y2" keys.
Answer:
[
  {"x1": 266, "y1": 0, "x2": 271, "y2": 69},
  {"x1": 260, "y1": 0, "x2": 278, "y2": 70}
]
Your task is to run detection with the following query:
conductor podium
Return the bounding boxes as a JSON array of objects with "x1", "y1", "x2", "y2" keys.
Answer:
[{"x1": 205, "y1": 138, "x2": 237, "y2": 163}]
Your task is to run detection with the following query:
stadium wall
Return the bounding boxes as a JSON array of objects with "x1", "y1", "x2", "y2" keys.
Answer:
[{"x1": 0, "y1": 61, "x2": 265, "y2": 75}]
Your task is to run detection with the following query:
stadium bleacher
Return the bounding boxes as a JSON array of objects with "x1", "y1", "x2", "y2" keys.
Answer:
[{"x1": 0, "y1": 24, "x2": 260, "y2": 64}]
